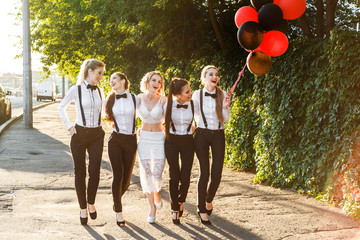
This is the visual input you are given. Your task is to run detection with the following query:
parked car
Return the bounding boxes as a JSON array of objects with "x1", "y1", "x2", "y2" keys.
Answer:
[
  {"x1": 0, "y1": 85, "x2": 11, "y2": 124},
  {"x1": 37, "y1": 81, "x2": 56, "y2": 101}
]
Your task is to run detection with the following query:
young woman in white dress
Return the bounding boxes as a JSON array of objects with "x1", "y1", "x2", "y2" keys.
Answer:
[{"x1": 137, "y1": 71, "x2": 167, "y2": 223}]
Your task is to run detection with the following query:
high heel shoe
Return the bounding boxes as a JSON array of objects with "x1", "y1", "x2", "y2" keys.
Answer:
[
  {"x1": 88, "y1": 204, "x2": 97, "y2": 220},
  {"x1": 197, "y1": 211, "x2": 211, "y2": 225},
  {"x1": 116, "y1": 212, "x2": 125, "y2": 227},
  {"x1": 80, "y1": 209, "x2": 88, "y2": 225},
  {"x1": 148, "y1": 215, "x2": 156, "y2": 224},
  {"x1": 172, "y1": 211, "x2": 180, "y2": 225},
  {"x1": 179, "y1": 202, "x2": 183, "y2": 217}
]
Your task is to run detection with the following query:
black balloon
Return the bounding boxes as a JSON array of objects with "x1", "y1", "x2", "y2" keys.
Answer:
[
  {"x1": 247, "y1": 51, "x2": 272, "y2": 76},
  {"x1": 237, "y1": 21, "x2": 264, "y2": 51},
  {"x1": 251, "y1": 0, "x2": 273, "y2": 11},
  {"x1": 272, "y1": 19, "x2": 289, "y2": 35},
  {"x1": 258, "y1": 3, "x2": 283, "y2": 31}
]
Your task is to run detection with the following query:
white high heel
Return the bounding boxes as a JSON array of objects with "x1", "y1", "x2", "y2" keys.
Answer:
[{"x1": 148, "y1": 216, "x2": 156, "y2": 223}]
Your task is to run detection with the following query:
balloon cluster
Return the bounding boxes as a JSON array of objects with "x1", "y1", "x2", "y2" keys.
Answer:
[{"x1": 235, "y1": 0, "x2": 306, "y2": 76}]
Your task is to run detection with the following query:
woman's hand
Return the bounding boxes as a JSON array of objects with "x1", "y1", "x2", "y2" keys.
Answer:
[
  {"x1": 223, "y1": 96, "x2": 231, "y2": 109},
  {"x1": 68, "y1": 126, "x2": 77, "y2": 136}
]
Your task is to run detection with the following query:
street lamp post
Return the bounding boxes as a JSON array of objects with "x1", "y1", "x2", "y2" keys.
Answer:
[{"x1": 23, "y1": 0, "x2": 33, "y2": 128}]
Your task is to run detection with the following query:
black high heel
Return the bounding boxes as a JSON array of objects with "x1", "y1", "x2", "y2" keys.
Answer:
[
  {"x1": 197, "y1": 211, "x2": 211, "y2": 225},
  {"x1": 117, "y1": 220, "x2": 126, "y2": 227},
  {"x1": 179, "y1": 202, "x2": 183, "y2": 217},
  {"x1": 206, "y1": 208, "x2": 213, "y2": 216},
  {"x1": 88, "y1": 204, "x2": 97, "y2": 220},
  {"x1": 116, "y1": 212, "x2": 126, "y2": 227},
  {"x1": 80, "y1": 211, "x2": 88, "y2": 225},
  {"x1": 172, "y1": 211, "x2": 180, "y2": 225}
]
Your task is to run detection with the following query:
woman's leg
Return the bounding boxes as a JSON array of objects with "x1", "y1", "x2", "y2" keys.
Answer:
[
  {"x1": 178, "y1": 136, "x2": 194, "y2": 204},
  {"x1": 70, "y1": 132, "x2": 87, "y2": 209},
  {"x1": 121, "y1": 135, "x2": 137, "y2": 196},
  {"x1": 165, "y1": 137, "x2": 181, "y2": 211},
  {"x1": 206, "y1": 130, "x2": 225, "y2": 204},
  {"x1": 108, "y1": 134, "x2": 124, "y2": 212},
  {"x1": 86, "y1": 129, "x2": 105, "y2": 205},
  {"x1": 194, "y1": 129, "x2": 211, "y2": 214}
]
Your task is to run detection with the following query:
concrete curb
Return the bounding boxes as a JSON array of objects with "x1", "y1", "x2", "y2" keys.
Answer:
[{"x1": 0, "y1": 101, "x2": 55, "y2": 137}]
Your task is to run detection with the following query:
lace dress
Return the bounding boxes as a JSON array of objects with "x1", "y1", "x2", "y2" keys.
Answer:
[{"x1": 137, "y1": 95, "x2": 165, "y2": 193}]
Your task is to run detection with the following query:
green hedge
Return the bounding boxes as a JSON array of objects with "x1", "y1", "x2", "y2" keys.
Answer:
[{"x1": 224, "y1": 29, "x2": 360, "y2": 220}]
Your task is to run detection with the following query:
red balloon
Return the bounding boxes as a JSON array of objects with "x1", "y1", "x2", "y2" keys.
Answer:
[
  {"x1": 275, "y1": 0, "x2": 306, "y2": 20},
  {"x1": 258, "y1": 31, "x2": 288, "y2": 57},
  {"x1": 234, "y1": 6, "x2": 258, "y2": 28}
]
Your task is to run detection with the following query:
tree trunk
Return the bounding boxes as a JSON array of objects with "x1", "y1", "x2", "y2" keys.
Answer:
[
  {"x1": 298, "y1": 12, "x2": 314, "y2": 38},
  {"x1": 315, "y1": 0, "x2": 325, "y2": 38},
  {"x1": 219, "y1": 0, "x2": 225, "y2": 32},
  {"x1": 325, "y1": 0, "x2": 339, "y2": 38},
  {"x1": 207, "y1": 0, "x2": 225, "y2": 50}
]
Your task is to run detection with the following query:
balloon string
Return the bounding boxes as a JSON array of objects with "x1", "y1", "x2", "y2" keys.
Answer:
[{"x1": 227, "y1": 52, "x2": 252, "y2": 97}]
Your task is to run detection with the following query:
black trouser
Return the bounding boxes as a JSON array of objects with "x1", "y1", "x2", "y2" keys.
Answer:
[
  {"x1": 70, "y1": 124, "x2": 105, "y2": 209},
  {"x1": 194, "y1": 128, "x2": 225, "y2": 213},
  {"x1": 165, "y1": 134, "x2": 194, "y2": 211},
  {"x1": 108, "y1": 132, "x2": 137, "y2": 212}
]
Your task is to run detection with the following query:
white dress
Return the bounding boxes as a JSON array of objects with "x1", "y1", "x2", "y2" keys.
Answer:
[{"x1": 137, "y1": 95, "x2": 165, "y2": 193}]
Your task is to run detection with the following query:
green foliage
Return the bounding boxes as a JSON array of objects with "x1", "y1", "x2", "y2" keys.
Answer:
[{"x1": 224, "y1": 29, "x2": 360, "y2": 220}]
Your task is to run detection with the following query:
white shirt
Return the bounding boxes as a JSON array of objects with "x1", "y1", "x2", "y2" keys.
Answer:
[
  {"x1": 107, "y1": 91, "x2": 138, "y2": 135},
  {"x1": 164, "y1": 99, "x2": 194, "y2": 135},
  {"x1": 192, "y1": 88, "x2": 230, "y2": 130},
  {"x1": 58, "y1": 81, "x2": 105, "y2": 130}
]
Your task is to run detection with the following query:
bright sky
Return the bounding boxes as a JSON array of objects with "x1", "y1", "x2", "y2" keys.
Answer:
[{"x1": 0, "y1": 1, "x2": 42, "y2": 74}]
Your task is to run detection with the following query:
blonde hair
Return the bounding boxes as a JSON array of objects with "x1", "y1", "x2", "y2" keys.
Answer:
[
  {"x1": 77, "y1": 59, "x2": 105, "y2": 85},
  {"x1": 200, "y1": 65, "x2": 224, "y2": 124},
  {"x1": 140, "y1": 71, "x2": 164, "y2": 94}
]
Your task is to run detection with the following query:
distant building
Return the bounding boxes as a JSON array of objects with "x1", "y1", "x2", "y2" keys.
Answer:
[{"x1": 0, "y1": 71, "x2": 69, "y2": 97}]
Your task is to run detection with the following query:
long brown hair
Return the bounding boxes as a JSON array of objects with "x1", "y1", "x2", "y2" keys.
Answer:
[
  {"x1": 105, "y1": 72, "x2": 129, "y2": 123},
  {"x1": 201, "y1": 65, "x2": 224, "y2": 124},
  {"x1": 165, "y1": 78, "x2": 189, "y2": 139}
]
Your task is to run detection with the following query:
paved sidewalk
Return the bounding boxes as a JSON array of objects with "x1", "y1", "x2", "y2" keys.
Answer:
[{"x1": 0, "y1": 103, "x2": 359, "y2": 240}]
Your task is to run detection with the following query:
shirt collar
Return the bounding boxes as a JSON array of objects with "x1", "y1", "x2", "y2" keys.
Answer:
[
  {"x1": 204, "y1": 87, "x2": 216, "y2": 94},
  {"x1": 174, "y1": 99, "x2": 189, "y2": 106}
]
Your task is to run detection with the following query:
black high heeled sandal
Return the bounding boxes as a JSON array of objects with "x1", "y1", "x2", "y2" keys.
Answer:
[
  {"x1": 116, "y1": 220, "x2": 126, "y2": 227},
  {"x1": 197, "y1": 211, "x2": 211, "y2": 225},
  {"x1": 172, "y1": 211, "x2": 180, "y2": 225}
]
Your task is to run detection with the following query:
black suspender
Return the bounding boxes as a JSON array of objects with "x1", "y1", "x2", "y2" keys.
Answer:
[
  {"x1": 97, "y1": 87, "x2": 102, "y2": 126},
  {"x1": 113, "y1": 93, "x2": 136, "y2": 135},
  {"x1": 200, "y1": 89, "x2": 208, "y2": 129},
  {"x1": 131, "y1": 94, "x2": 136, "y2": 135},
  {"x1": 78, "y1": 85, "x2": 86, "y2": 126},
  {"x1": 78, "y1": 84, "x2": 102, "y2": 127},
  {"x1": 170, "y1": 100, "x2": 194, "y2": 134},
  {"x1": 187, "y1": 100, "x2": 194, "y2": 133},
  {"x1": 200, "y1": 89, "x2": 221, "y2": 129}
]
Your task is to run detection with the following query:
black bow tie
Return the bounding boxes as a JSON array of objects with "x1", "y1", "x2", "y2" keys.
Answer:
[
  {"x1": 177, "y1": 104, "x2": 188, "y2": 109},
  {"x1": 116, "y1": 93, "x2": 127, "y2": 99},
  {"x1": 205, "y1": 92, "x2": 217, "y2": 99},
  {"x1": 87, "y1": 84, "x2": 97, "y2": 91}
]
